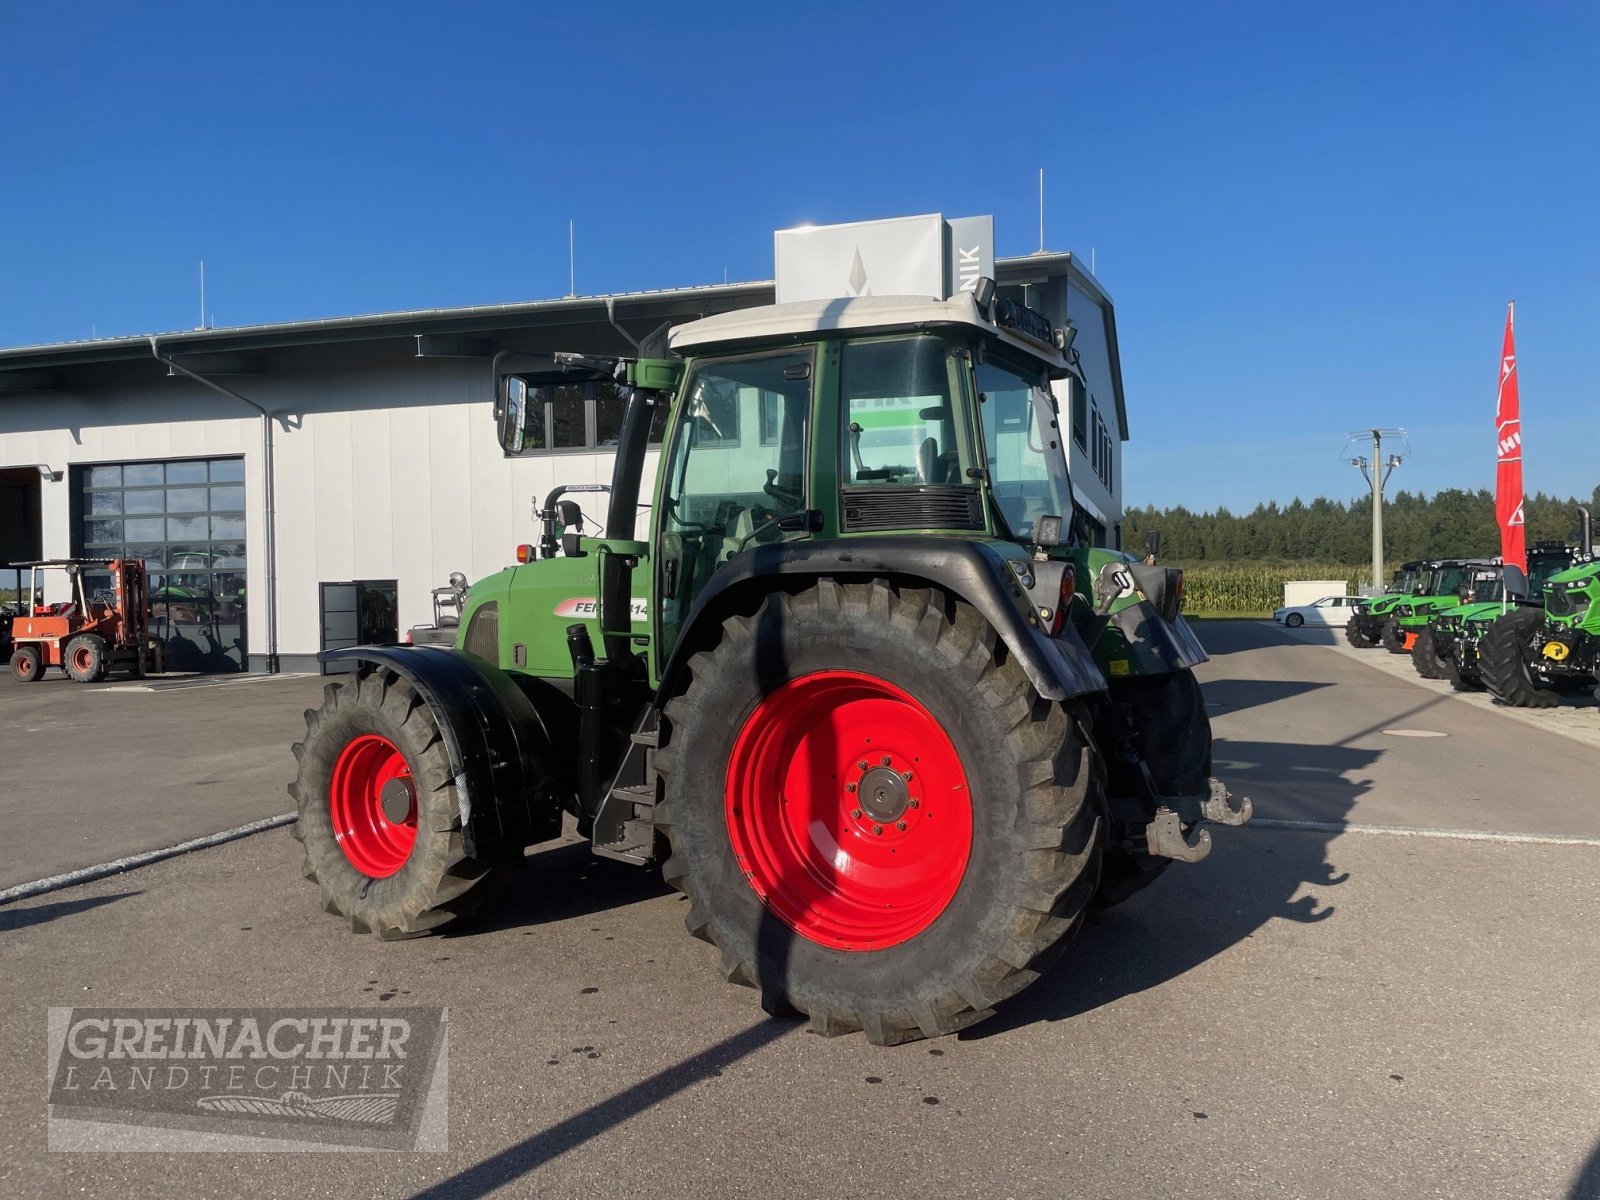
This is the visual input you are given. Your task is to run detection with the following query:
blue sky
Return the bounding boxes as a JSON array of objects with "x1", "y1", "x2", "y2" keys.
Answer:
[{"x1": 2, "y1": 1, "x2": 1596, "y2": 511}]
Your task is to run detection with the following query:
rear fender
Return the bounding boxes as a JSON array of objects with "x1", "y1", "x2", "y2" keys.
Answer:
[
  {"x1": 318, "y1": 645, "x2": 565, "y2": 859},
  {"x1": 1101, "y1": 602, "x2": 1210, "y2": 677},
  {"x1": 657, "y1": 536, "x2": 1107, "y2": 703}
]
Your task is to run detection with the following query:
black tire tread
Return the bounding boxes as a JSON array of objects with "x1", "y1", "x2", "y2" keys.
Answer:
[
  {"x1": 1479, "y1": 607, "x2": 1561, "y2": 708},
  {"x1": 1345, "y1": 616, "x2": 1377, "y2": 648},
  {"x1": 1379, "y1": 618, "x2": 1408, "y2": 655},
  {"x1": 1411, "y1": 627, "x2": 1448, "y2": 680}
]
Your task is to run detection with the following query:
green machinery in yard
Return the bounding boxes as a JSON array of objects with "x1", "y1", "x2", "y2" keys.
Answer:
[
  {"x1": 1344, "y1": 560, "x2": 1423, "y2": 648},
  {"x1": 1347, "y1": 558, "x2": 1494, "y2": 653},
  {"x1": 287, "y1": 286, "x2": 1251, "y2": 1043},
  {"x1": 1411, "y1": 541, "x2": 1583, "y2": 693},
  {"x1": 1477, "y1": 513, "x2": 1597, "y2": 708}
]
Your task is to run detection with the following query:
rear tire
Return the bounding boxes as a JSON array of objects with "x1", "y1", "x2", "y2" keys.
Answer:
[
  {"x1": 10, "y1": 645, "x2": 43, "y2": 682},
  {"x1": 64, "y1": 634, "x2": 107, "y2": 683},
  {"x1": 1479, "y1": 608, "x2": 1561, "y2": 708},
  {"x1": 1410, "y1": 628, "x2": 1449, "y2": 680},
  {"x1": 290, "y1": 667, "x2": 518, "y2": 938},
  {"x1": 654, "y1": 580, "x2": 1103, "y2": 1044},
  {"x1": 1096, "y1": 669, "x2": 1211, "y2": 909},
  {"x1": 1345, "y1": 616, "x2": 1377, "y2": 648}
]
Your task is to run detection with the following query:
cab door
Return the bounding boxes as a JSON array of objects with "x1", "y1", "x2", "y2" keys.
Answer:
[{"x1": 653, "y1": 348, "x2": 815, "y2": 664}]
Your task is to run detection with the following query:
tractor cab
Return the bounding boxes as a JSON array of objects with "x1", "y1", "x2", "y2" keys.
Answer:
[{"x1": 8, "y1": 558, "x2": 161, "y2": 683}]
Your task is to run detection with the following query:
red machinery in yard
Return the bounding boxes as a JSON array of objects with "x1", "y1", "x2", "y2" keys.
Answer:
[{"x1": 8, "y1": 559, "x2": 163, "y2": 683}]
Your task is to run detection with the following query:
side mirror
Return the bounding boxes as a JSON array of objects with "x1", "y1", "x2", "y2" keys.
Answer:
[
  {"x1": 499, "y1": 378, "x2": 529, "y2": 455},
  {"x1": 557, "y1": 500, "x2": 583, "y2": 530},
  {"x1": 1143, "y1": 531, "x2": 1161, "y2": 559}
]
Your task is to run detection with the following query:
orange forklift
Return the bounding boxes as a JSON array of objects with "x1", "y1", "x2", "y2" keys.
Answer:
[{"x1": 8, "y1": 559, "x2": 164, "y2": 683}]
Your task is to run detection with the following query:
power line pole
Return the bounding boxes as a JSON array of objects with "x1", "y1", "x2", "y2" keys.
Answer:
[{"x1": 1346, "y1": 428, "x2": 1408, "y2": 592}]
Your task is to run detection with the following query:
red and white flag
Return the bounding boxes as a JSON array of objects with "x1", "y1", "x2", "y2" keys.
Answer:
[{"x1": 1494, "y1": 301, "x2": 1526, "y2": 573}]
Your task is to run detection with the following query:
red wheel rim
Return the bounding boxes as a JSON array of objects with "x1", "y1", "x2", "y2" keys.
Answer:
[
  {"x1": 329, "y1": 735, "x2": 417, "y2": 878},
  {"x1": 724, "y1": 670, "x2": 973, "y2": 951},
  {"x1": 71, "y1": 645, "x2": 94, "y2": 673}
]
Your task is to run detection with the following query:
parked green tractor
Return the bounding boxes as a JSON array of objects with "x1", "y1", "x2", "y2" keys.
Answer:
[
  {"x1": 1410, "y1": 565, "x2": 1505, "y2": 686},
  {"x1": 1479, "y1": 516, "x2": 1598, "y2": 708},
  {"x1": 1415, "y1": 541, "x2": 1582, "y2": 693},
  {"x1": 1345, "y1": 560, "x2": 1423, "y2": 648},
  {"x1": 1348, "y1": 558, "x2": 1493, "y2": 653},
  {"x1": 288, "y1": 287, "x2": 1251, "y2": 1043}
]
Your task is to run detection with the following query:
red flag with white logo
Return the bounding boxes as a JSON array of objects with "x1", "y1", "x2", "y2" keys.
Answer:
[{"x1": 1494, "y1": 301, "x2": 1525, "y2": 573}]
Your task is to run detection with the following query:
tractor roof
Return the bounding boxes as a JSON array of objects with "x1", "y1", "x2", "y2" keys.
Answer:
[{"x1": 667, "y1": 293, "x2": 1071, "y2": 377}]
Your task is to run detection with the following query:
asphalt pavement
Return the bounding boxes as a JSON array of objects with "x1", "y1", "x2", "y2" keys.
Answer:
[{"x1": 2, "y1": 623, "x2": 1597, "y2": 1199}]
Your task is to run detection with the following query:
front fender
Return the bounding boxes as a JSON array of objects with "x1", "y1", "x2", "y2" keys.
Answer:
[
  {"x1": 660, "y1": 536, "x2": 1108, "y2": 703},
  {"x1": 318, "y1": 645, "x2": 563, "y2": 858}
]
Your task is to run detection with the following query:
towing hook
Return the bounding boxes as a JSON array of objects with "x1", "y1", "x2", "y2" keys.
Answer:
[
  {"x1": 1146, "y1": 808, "x2": 1212, "y2": 863},
  {"x1": 1201, "y1": 778, "x2": 1253, "y2": 827}
]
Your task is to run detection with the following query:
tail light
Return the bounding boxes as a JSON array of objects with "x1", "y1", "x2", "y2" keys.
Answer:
[
  {"x1": 515, "y1": 543, "x2": 534, "y2": 564},
  {"x1": 404, "y1": 629, "x2": 414, "y2": 644},
  {"x1": 1050, "y1": 565, "x2": 1076, "y2": 635}
]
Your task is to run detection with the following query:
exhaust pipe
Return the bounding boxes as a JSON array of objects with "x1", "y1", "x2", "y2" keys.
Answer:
[{"x1": 1579, "y1": 506, "x2": 1593, "y2": 557}]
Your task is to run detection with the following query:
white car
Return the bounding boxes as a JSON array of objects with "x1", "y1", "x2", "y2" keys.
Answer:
[{"x1": 1273, "y1": 595, "x2": 1361, "y2": 628}]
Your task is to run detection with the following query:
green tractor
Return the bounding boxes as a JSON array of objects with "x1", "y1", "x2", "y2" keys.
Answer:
[
  {"x1": 288, "y1": 287, "x2": 1251, "y2": 1044},
  {"x1": 1413, "y1": 541, "x2": 1582, "y2": 692},
  {"x1": 1344, "y1": 560, "x2": 1423, "y2": 648},
  {"x1": 1478, "y1": 515, "x2": 1598, "y2": 708},
  {"x1": 1348, "y1": 558, "x2": 1493, "y2": 653}
]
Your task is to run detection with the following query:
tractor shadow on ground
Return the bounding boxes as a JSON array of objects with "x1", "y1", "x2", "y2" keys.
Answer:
[
  {"x1": 447, "y1": 840, "x2": 671, "y2": 936},
  {"x1": 1190, "y1": 620, "x2": 1342, "y2": 654},
  {"x1": 1569, "y1": 1137, "x2": 1600, "y2": 1199},
  {"x1": 966, "y1": 733, "x2": 1376, "y2": 1040},
  {"x1": 1199, "y1": 677, "x2": 1334, "y2": 717},
  {"x1": 0, "y1": 891, "x2": 141, "y2": 933}
]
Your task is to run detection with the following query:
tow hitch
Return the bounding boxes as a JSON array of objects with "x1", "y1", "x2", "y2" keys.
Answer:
[{"x1": 1143, "y1": 778, "x2": 1253, "y2": 864}]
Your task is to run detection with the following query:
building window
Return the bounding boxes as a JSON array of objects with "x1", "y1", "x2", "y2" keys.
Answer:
[
  {"x1": 519, "y1": 381, "x2": 668, "y2": 452},
  {"x1": 1070, "y1": 377, "x2": 1088, "y2": 450},
  {"x1": 72, "y1": 456, "x2": 247, "y2": 672}
]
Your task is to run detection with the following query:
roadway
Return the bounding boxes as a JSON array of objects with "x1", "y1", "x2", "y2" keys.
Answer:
[{"x1": 1, "y1": 622, "x2": 1597, "y2": 1198}]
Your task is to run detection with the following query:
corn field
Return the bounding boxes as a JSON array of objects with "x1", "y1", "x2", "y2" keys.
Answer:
[{"x1": 1176, "y1": 563, "x2": 1366, "y2": 614}]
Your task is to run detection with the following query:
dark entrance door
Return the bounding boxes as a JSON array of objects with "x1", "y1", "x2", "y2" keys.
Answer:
[{"x1": 319, "y1": 580, "x2": 399, "y2": 674}]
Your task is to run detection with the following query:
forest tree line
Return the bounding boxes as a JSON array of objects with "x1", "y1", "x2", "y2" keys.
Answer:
[{"x1": 1122, "y1": 487, "x2": 1600, "y2": 567}]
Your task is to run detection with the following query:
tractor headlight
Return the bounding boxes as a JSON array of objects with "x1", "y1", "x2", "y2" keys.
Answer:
[{"x1": 1395, "y1": 604, "x2": 1413, "y2": 617}]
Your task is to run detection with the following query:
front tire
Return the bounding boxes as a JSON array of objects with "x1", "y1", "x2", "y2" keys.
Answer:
[
  {"x1": 1345, "y1": 616, "x2": 1377, "y2": 648},
  {"x1": 1411, "y1": 628, "x2": 1449, "y2": 680},
  {"x1": 1285, "y1": 612, "x2": 1304, "y2": 628},
  {"x1": 654, "y1": 580, "x2": 1103, "y2": 1044},
  {"x1": 1380, "y1": 619, "x2": 1408, "y2": 654},
  {"x1": 290, "y1": 667, "x2": 518, "y2": 938},
  {"x1": 1479, "y1": 607, "x2": 1561, "y2": 708},
  {"x1": 64, "y1": 634, "x2": 107, "y2": 683}
]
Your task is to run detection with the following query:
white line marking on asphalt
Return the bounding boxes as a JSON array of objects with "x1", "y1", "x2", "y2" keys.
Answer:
[
  {"x1": 0, "y1": 813, "x2": 297, "y2": 905},
  {"x1": 101, "y1": 673, "x2": 318, "y2": 694},
  {"x1": 1246, "y1": 817, "x2": 1600, "y2": 846}
]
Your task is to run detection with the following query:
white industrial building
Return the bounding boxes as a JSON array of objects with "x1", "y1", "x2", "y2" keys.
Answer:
[{"x1": 0, "y1": 217, "x2": 1127, "y2": 674}]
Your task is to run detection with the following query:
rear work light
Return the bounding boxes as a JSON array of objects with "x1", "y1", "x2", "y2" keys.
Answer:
[{"x1": 516, "y1": 543, "x2": 534, "y2": 564}]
